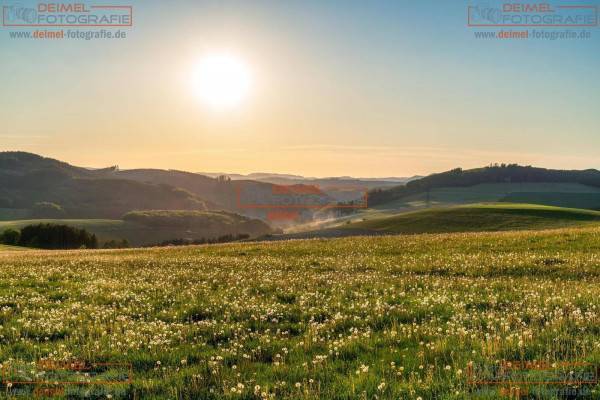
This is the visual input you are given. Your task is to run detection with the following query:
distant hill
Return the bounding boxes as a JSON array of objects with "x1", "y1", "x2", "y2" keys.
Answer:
[
  {"x1": 94, "y1": 168, "x2": 273, "y2": 212},
  {"x1": 200, "y1": 171, "x2": 419, "y2": 190},
  {"x1": 0, "y1": 152, "x2": 208, "y2": 219},
  {"x1": 92, "y1": 169, "x2": 345, "y2": 223},
  {"x1": 341, "y1": 203, "x2": 600, "y2": 235},
  {"x1": 0, "y1": 152, "x2": 348, "y2": 224},
  {"x1": 367, "y1": 182, "x2": 600, "y2": 214},
  {"x1": 369, "y1": 164, "x2": 600, "y2": 209}
]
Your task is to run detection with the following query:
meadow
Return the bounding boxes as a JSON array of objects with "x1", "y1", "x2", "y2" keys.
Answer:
[
  {"x1": 0, "y1": 211, "x2": 272, "y2": 247},
  {"x1": 0, "y1": 227, "x2": 600, "y2": 398},
  {"x1": 370, "y1": 182, "x2": 600, "y2": 213},
  {"x1": 343, "y1": 203, "x2": 600, "y2": 235}
]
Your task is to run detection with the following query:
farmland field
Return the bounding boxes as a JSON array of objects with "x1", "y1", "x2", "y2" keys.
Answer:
[
  {"x1": 0, "y1": 211, "x2": 272, "y2": 247},
  {"x1": 371, "y1": 182, "x2": 600, "y2": 213},
  {"x1": 1, "y1": 228, "x2": 600, "y2": 399},
  {"x1": 341, "y1": 203, "x2": 600, "y2": 235}
]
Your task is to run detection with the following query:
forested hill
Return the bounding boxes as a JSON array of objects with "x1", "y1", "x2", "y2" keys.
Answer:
[
  {"x1": 0, "y1": 152, "x2": 209, "y2": 218},
  {"x1": 369, "y1": 164, "x2": 600, "y2": 206}
]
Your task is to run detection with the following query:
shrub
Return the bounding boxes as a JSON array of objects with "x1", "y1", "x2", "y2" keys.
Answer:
[
  {"x1": 18, "y1": 224, "x2": 98, "y2": 249},
  {"x1": 155, "y1": 234, "x2": 250, "y2": 247},
  {"x1": 0, "y1": 229, "x2": 20, "y2": 245}
]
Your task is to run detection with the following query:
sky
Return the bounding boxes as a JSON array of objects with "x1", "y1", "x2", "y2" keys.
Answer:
[{"x1": 1, "y1": 0, "x2": 599, "y2": 177}]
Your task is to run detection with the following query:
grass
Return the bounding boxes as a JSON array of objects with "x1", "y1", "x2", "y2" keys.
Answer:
[
  {"x1": 0, "y1": 227, "x2": 599, "y2": 398},
  {"x1": 304, "y1": 182, "x2": 600, "y2": 234},
  {"x1": 502, "y1": 191, "x2": 600, "y2": 209},
  {"x1": 0, "y1": 219, "x2": 137, "y2": 243},
  {"x1": 342, "y1": 203, "x2": 600, "y2": 234},
  {"x1": 0, "y1": 213, "x2": 271, "y2": 246},
  {"x1": 372, "y1": 182, "x2": 600, "y2": 212},
  {"x1": 0, "y1": 244, "x2": 26, "y2": 251}
]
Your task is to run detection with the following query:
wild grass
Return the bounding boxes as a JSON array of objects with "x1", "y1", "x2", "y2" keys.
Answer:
[
  {"x1": 0, "y1": 227, "x2": 599, "y2": 398},
  {"x1": 344, "y1": 203, "x2": 600, "y2": 234},
  {"x1": 371, "y1": 182, "x2": 600, "y2": 212},
  {"x1": 0, "y1": 213, "x2": 271, "y2": 247}
]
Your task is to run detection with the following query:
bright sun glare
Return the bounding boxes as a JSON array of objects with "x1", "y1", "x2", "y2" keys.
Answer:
[{"x1": 192, "y1": 53, "x2": 251, "y2": 110}]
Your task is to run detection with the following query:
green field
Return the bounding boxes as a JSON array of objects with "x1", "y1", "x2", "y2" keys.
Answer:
[
  {"x1": 342, "y1": 203, "x2": 600, "y2": 235},
  {"x1": 0, "y1": 212, "x2": 272, "y2": 247},
  {"x1": 372, "y1": 182, "x2": 600, "y2": 212},
  {"x1": 0, "y1": 219, "x2": 150, "y2": 246},
  {"x1": 0, "y1": 227, "x2": 600, "y2": 398},
  {"x1": 291, "y1": 183, "x2": 600, "y2": 234}
]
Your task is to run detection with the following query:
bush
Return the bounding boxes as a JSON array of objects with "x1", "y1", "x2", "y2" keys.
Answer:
[
  {"x1": 155, "y1": 234, "x2": 250, "y2": 247},
  {"x1": 18, "y1": 224, "x2": 98, "y2": 249},
  {"x1": 0, "y1": 229, "x2": 20, "y2": 245},
  {"x1": 122, "y1": 210, "x2": 239, "y2": 228}
]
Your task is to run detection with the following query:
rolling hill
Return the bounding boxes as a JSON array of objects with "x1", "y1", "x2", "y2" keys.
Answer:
[
  {"x1": 0, "y1": 152, "x2": 342, "y2": 223},
  {"x1": 95, "y1": 169, "x2": 354, "y2": 221},
  {"x1": 369, "y1": 164, "x2": 600, "y2": 210},
  {"x1": 340, "y1": 203, "x2": 600, "y2": 235},
  {"x1": 370, "y1": 182, "x2": 600, "y2": 212},
  {"x1": 0, "y1": 210, "x2": 274, "y2": 247},
  {"x1": 94, "y1": 168, "x2": 297, "y2": 219},
  {"x1": 0, "y1": 152, "x2": 209, "y2": 219},
  {"x1": 199, "y1": 171, "x2": 419, "y2": 190}
]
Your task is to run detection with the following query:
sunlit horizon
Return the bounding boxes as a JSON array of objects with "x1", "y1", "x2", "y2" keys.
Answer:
[{"x1": 1, "y1": 0, "x2": 598, "y2": 177}]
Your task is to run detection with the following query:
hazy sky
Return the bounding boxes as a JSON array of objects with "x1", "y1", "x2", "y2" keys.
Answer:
[{"x1": 1, "y1": 0, "x2": 599, "y2": 177}]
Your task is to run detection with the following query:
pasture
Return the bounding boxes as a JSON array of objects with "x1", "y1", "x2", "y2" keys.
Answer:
[{"x1": 0, "y1": 227, "x2": 599, "y2": 398}]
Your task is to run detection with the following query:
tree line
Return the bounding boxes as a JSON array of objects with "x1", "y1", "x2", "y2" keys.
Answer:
[
  {"x1": 152, "y1": 233, "x2": 250, "y2": 247},
  {"x1": 0, "y1": 222, "x2": 248, "y2": 250},
  {"x1": 0, "y1": 224, "x2": 98, "y2": 249},
  {"x1": 368, "y1": 164, "x2": 600, "y2": 206}
]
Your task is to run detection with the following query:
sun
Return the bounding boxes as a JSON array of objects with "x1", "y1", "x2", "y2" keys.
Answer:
[{"x1": 192, "y1": 53, "x2": 252, "y2": 110}]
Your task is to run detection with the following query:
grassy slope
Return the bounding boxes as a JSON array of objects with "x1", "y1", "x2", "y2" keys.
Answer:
[
  {"x1": 0, "y1": 213, "x2": 272, "y2": 246},
  {"x1": 342, "y1": 203, "x2": 600, "y2": 234},
  {"x1": 0, "y1": 219, "x2": 147, "y2": 246},
  {"x1": 0, "y1": 244, "x2": 26, "y2": 251},
  {"x1": 0, "y1": 228, "x2": 599, "y2": 398},
  {"x1": 288, "y1": 182, "x2": 600, "y2": 234},
  {"x1": 371, "y1": 182, "x2": 600, "y2": 212}
]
